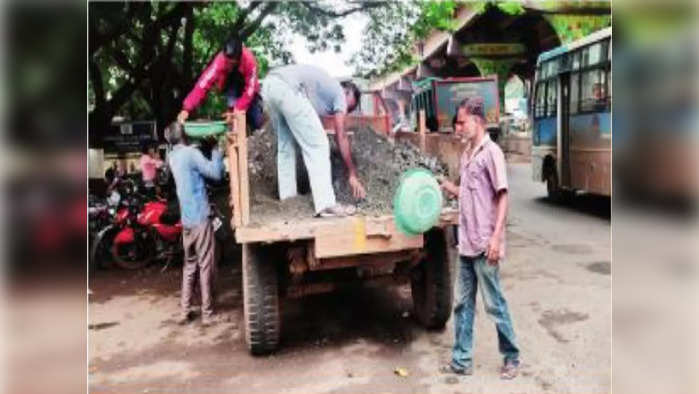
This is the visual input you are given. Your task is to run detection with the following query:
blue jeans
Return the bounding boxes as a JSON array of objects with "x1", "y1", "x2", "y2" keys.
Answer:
[
  {"x1": 226, "y1": 91, "x2": 264, "y2": 130},
  {"x1": 452, "y1": 254, "x2": 520, "y2": 369}
]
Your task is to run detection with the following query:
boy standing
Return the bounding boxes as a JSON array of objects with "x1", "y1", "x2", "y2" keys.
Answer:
[{"x1": 439, "y1": 97, "x2": 520, "y2": 380}]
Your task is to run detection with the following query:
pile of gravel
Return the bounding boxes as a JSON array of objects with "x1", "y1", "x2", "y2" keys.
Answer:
[{"x1": 245, "y1": 125, "x2": 449, "y2": 224}]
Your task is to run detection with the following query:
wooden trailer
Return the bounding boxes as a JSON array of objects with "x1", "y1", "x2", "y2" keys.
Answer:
[{"x1": 226, "y1": 112, "x2": 458, "y2": 355}]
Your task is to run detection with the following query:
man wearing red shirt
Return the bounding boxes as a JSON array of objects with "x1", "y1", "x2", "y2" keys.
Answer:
[{"x1": 177, "y1": 37, "x2": 263, "y2": 131}]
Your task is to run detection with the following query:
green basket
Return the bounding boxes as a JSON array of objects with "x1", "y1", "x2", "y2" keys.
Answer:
[
  {"x1": 183, "y1": 121, "x2": 228, "y2": 138},
  {"x1": 393, "y1": 168, "x2": 443, "y2": 236}
]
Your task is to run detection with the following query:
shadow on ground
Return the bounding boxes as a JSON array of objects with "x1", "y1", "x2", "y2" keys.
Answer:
[{"x1": 534, "y1": 193, "x2": 610, "y2": 220}]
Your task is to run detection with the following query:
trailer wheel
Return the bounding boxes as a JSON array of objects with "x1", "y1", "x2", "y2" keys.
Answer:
[
  {"x1": 242, "y1": 244, "x2": 280, "y2": 355},
  {"x1": 411, "y1": 229, "x2": 453, "y2": 329}
]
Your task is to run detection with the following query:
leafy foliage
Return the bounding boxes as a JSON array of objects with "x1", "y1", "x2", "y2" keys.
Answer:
[
  {"x1": 89, "y1": 1, "x2": 386, "y2": 141},
  {"x1": 350, "y1": 1, "x2": 459, "y2": 78}
]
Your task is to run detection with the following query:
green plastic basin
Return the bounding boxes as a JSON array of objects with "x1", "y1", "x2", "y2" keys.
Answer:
[
  {"x1": 183, "y1": 121, "x2": 228, "y2": 138},
  {"x1": 393, "y1": 168, "x2": 443, "y2": 236}
]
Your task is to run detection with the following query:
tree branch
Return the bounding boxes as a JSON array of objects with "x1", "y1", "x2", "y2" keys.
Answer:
[
  {"x1": 89, "y1": 2, "x2": 146, "y2": 55},
  {"x1": 301, "y1": 1, "x2": 385, "y2": 18},
  {"x1": 240, "y1": 2, "x2": 279, "y2": 39},
  {"x1": 232, "y1": 1, "x2": 263, "y2": 33},
  {"x1": 182, "y1": 5, "x2": 195, "y2": 84},
  {"x1": 88, "y1": 59, "x2": 105, "y2": 111}
]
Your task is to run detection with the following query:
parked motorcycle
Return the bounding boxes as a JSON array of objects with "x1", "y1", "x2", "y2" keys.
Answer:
[{"x1": 91, "y1": 191, "x2": 183, "y2": 270}]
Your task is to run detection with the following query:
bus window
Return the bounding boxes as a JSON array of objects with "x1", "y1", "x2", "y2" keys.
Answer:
[
  {"x1": 586, "y1": 43, "x2": 604, "y2": 65},
  {"x1": 570, "y1": 72, "x2": 580, "y2": 114},
  {"x1": 581, "y1": 69, "x2": 606, "y2": 112},
  {"x1": 535, "y1": 82, "x2": 546, "y2": 118},
  {"x1": 571, "y1": 50, "x2": 581, "y2": 70},
  {"x1": 546, "y1": 79, "x2": 558, "y2": 117},
  {"x1": 546, "y1": 60, "x2": 557, "y2": 78}
]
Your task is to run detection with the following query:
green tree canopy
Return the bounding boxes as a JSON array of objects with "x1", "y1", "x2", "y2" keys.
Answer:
[{"x1": 89, "y1": 1, "x2": 387, "y2": 143}]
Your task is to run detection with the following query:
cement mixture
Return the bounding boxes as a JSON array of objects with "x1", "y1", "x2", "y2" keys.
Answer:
[{"x1": 246, "y1": 125, "x2": 450, "y2": 224}]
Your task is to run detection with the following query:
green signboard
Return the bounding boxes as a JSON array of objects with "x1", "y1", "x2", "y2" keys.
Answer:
[{"x1": 433, "y1": 76, "x2": 500, "y2": 132}]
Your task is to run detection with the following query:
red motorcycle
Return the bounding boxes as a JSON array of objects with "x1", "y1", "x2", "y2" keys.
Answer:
[{"x1": 91, "y1": 193, "x2": 183, "y2": 270}]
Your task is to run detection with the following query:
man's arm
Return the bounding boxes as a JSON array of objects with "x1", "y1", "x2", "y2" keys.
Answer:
[
  {"x1": 334, "y1": 112, "x2": 366, "y2": 198},
  {"x1": 190, "y1": 146, "x2": 223, "y2": 181},
  {"x1": 333, "y1": 113, "x2": 366, "y2": 199},
  {"x1": 232, "y1": 49, "x2": 258, "y2": 112},
  {"x1": 492, "y1": 190, "x2": 508, "y2": 238},
  {"x1": 333, "y1": 113, "x2": 356, "y2": 176},
  {"x1": 486, "y1": 190, "x2": 508, "y2": 264},
  {"x1": 182, "y1": 53, "x2": 224, "y2": 114},
  {"x1": 486, "y1": 147, "x2": 509, "y2": 264}
]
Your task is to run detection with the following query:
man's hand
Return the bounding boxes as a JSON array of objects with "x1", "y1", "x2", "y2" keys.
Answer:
[
  {"x1": 177, "y1": 110, "x2": 189, "y2": 124},
  {"x1": 437, "y1": 175, "x2": 458, "y2": 196},
  {"x1": 223, "y1": 109, "x2": 245, "y2": 128},
  {"x1": 348, "y1": 174, "x2": 367, "y2": 200},
  {"x1": 486, "y1": 235, "x2": 501, "y2": 265},
  {"x1": 206, "y1": 135, "x2": 219, "y2": 149},
  {"x1": 222, "y1": 111, "x2": 235, "y2": 125}
]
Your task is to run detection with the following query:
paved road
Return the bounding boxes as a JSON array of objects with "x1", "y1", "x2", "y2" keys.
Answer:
[{"x1": 89, "y1": 163, "x2": 611, "y2": 393}]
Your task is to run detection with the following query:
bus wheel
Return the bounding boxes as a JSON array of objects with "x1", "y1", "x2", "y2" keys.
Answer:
[{"x1": 545, "y1": 170, "x2": 561, "y2": 201}]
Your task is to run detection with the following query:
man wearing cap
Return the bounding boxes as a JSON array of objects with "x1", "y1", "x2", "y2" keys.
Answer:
[{"x1": 439, "y1": 96, "x2": 521, "y2": 380}]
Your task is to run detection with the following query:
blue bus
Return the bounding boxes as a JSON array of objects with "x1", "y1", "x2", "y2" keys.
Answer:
[{"x1": 531, "y1": 27, "x2": 611, "y2": 199}]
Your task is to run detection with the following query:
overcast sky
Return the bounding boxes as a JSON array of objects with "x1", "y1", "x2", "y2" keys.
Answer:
[{"x1": 288, "y1": 13, "x2": 367, "y2": 78}]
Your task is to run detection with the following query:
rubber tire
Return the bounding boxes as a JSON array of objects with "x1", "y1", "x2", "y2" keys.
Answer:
[
  {"x1": 90, "y1": 225, "x2": 118, "y2": 271},
  {"x1": 111, "y1": 229, "x2": 154, "y2": 270},
  {"x1": 545, "y1": 169, "x2": 561, "y2": 202},
  {"x1": 242, "y1": 244, "x2": 280, "y2": 355},
  {"x1": 546, "y1": 170, "x2": 574, "y2": 203},
  {"x1": 411, "y1": 229, "x2": 453, "y2": 329}
]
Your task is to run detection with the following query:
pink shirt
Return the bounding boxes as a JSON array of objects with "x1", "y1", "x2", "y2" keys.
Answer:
[
  {"x1": 140, "y1": 154, "x2": 162, "y2": 182},
  {"x1": 458, "y1": 134, "x2": 508, "y2": 258}
]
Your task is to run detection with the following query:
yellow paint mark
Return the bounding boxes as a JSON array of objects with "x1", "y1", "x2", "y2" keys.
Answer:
[{"x1": 352, "y1": 218, "x2": 367, "y2": 252}]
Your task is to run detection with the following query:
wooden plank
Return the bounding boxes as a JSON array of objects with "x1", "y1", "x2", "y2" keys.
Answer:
[
  {"x1": 235, "y1": 208, "x2": 459, "y2": 244},
  {"x1": 313, "y1": 217, "x2": 423, "y2": 258},
  {"x1": 226, "y1": 131, "x2": 241, "y2": 228},
  {"x1": 236, "y1": 112, "x2": 250, "y2": 226},
  {"x1": 313, "y1": 250, "x2": 415, "y2": 271}
]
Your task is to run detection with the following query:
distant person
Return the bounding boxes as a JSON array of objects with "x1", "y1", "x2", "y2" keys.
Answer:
[
  {"x1": 592, "y1": 82, "x2": 606, "y2": 111},
  {"x1": 261, "y1": 64, "x2": 366, "y2": 217},
  {"x1": 438, "y1": 96, "x2": 520, "y2": 380},
  {"x1": 178, "y1": 36, "x2": 263, "y2": 131},
  {"x1": 165, "y1": 122, "x2": 224, "y2": 327},
  {"x1": 140, "y1": 143, "x2": 163, "y2": 198}
]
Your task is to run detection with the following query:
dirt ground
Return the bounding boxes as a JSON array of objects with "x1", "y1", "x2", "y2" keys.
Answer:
[{"x1": 88, "y1": 163, "x2": 611, "y2": 393}]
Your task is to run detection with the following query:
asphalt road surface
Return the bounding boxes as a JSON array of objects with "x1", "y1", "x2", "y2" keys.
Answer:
[{"x1": 89, "y1": 162, "x2": 611, "y2": 393}]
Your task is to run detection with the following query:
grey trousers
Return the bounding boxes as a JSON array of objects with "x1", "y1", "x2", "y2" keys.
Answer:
[{"x1": 181, "y1": 220, "x2": 217, "y2": 318}]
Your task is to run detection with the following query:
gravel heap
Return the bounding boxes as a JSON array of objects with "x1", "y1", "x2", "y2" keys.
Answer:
[{"x1": 245, "y1": 125, "x2": 449, "y2": 224}]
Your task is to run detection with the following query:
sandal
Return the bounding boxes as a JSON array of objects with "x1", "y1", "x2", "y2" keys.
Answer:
[
  {"x1": 315, "y1": 204, "x2": 357, "y2": 218},
  {"x1": 439, "y1": 363, "x2": 472, "y2": 376},
  {"x1": 500, "y1": 361, "x2": 519, "y2": 380}
]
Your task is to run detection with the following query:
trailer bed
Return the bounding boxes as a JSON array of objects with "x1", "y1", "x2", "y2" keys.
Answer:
[{"x1": 235, "y1": 208, "x2": 457, "y2": 258}]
